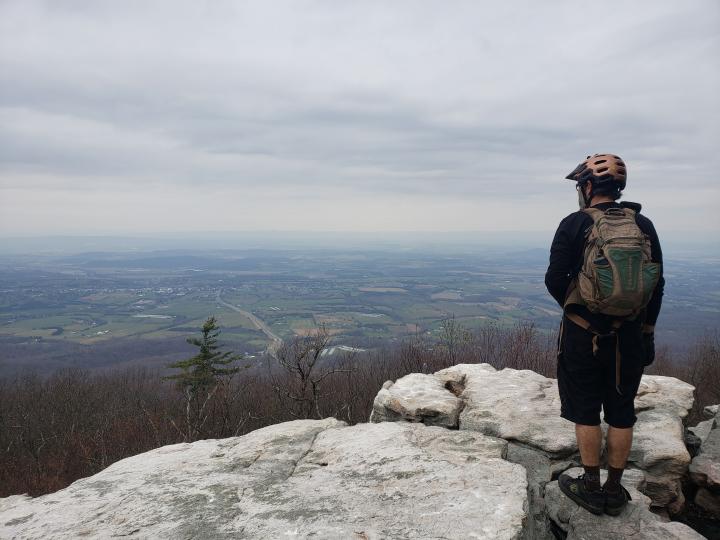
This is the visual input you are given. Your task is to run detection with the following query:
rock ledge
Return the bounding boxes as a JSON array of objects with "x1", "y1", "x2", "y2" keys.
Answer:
[{"x1": 0, "y1": 418, "x2": 528, "y2": 540}]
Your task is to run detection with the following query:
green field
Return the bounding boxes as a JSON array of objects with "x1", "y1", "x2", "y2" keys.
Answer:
[
  {"x1": 0, "y1": 290, "x2": 265, "y2": 346},
  {"x1": 1, "y1": 247, "x2": 717, "y2": 375}
]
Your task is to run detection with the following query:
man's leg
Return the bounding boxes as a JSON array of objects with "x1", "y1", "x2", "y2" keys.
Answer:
[
  {"x1": 556, "y1": 317, "x2": 606, "y2": 514},
  {"x1": 601, "y1": 322, "x2": 644, "y2": 513},
  {"x1": 576, "y1": 424, "x2": 602, "y2": 491},
  {"x1": 606, "y1": 426, "x2": 632, "y2": 467},
  {"x1": 577, "y1": 424, "x2": 602, "y2": 464},
  {"x1": 556, "y1": 419, "x2": 606, "y2": 514},
  {"x1": 604, "y1": 426, "x2": 633, "y2": 493}
]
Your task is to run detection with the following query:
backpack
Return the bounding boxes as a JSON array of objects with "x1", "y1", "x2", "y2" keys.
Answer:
[{"x1": 568, "y1": 206, "x2": 661, "y2": 319}]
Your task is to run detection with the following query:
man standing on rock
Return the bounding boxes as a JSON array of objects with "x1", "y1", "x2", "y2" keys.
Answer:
[{"x1": 545, "y1": 154, "x2": 664, "y2": 516}]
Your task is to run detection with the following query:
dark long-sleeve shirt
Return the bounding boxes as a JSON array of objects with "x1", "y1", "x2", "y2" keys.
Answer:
[{"x1": 545, "y1": 201, "x2": 664, "y2": 327}]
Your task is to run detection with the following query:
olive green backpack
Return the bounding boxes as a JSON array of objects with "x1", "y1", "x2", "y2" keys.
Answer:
[{"x1": 566, "y1": 207, "x2": 661, "y2": 318}]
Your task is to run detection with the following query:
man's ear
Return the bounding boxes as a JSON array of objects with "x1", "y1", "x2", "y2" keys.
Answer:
[{"x1": 584, "y1": 182, "x2": 593, "y2": 198}]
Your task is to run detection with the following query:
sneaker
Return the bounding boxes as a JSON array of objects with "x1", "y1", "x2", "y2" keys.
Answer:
[
  {"x1": 604, "y1": 484, "x2": 632, "y2": 516},
  {"x1": 558, "y1": 473, "x2": 605, "y2": 515}
]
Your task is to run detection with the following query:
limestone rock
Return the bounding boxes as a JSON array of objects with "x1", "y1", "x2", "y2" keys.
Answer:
[
  {"x1": 369, "y1": 372, "x2": 463, "y2": 427},
  {"x1": 634, "y1": 375, "x2": 695, "y2": 418},
  {"x1": 690, "y1": 415, "x2": 720, "y2": 489},
  {"x1": 0, "y1": 418, "x2": 529, "y2": 540},
  {"x1": 433, "y1": 361, "x2": 495, "y2": 385},
  {"x1": 629, "y1": 378, "x2": 694, "y2": 513},
  {"x1": 689, "y1": 418, "x2": 714, "y2": 446},
  {"x1": 631, "y1": 408, "x2": 691, "y2": 512},
  {"x1": 505, "y1": 442, "x2": 576, "y2": 539},
  {"x1": 704, "y1": 404, "x2": 719, "y2": 418},
  {"x1": 545, "y1": 467, "x2": 704, "y2": 539},
  {"x1": 371, "y1": 364, "x2": 694, "y2": 511},
  {"x1": 689, "y1": 405, "x2": 720, "y2": 518},
  {"x1": 436, "y1": 363, "x2": 577, "y2": 457}
]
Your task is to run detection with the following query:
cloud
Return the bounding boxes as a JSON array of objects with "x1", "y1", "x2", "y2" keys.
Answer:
[{"x1": 0, "y1": 0, "x2": 718, "y2": 235}]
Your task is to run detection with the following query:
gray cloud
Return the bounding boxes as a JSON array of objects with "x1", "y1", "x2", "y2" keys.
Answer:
[{"x1": 0, "y1": 0, "x2": 718, "y2": 234}]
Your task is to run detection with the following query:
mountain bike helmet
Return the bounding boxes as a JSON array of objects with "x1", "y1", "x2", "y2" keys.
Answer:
[{"x1": 565, "y1": 154, "x2": 627, "y2": 189}]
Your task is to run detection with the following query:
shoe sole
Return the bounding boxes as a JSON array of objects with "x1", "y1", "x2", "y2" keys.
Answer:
[{"x1": 558, "y1": 479, "x2": 604, "y2": 515}]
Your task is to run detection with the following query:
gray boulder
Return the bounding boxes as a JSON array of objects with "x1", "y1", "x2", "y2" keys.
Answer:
[
  {"x1": 369, "y1": 373, "x2": 463, "y2": 427},
  {"x1": 689, "y1": 405, "x2": 720, "y2": 516},
  {"x1": 435, "y1": 364, "x2": 577, "y2": 457},
  {"x1": 689, "y1": 419, "x2": 714, "y2": 445},
  {"x1": 631, "y1": 408, "x2": 691, "y2": 513},
  {"x1": 630, "y1": 377, "x2": 694, "y2": 513},
  {"x1": 634, "y1": 375, "x2": 695, "y2": 418},
  {"x1": 704, "y1": 404, "x2": 719, "y2": 418},
  {"x1": 0, "y1": 418, "x2": 529, "y2": 540},
  {"x1": 545, "y1": 467, "x2": 704, "y2": 539},
  {"x1": 505, "y1": 442, "x2": 576, "y2": 539}
]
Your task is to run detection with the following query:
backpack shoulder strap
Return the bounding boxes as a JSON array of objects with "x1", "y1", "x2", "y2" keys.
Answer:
[
  {"x1": 581, "y1": 207, "x2": 604, "y2": 222},
  {"x1": 620, "y1": 201, "x2": 642, "y2": 214}
]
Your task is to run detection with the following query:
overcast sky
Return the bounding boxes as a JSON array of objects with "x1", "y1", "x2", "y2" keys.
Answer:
[{"x1": 0, "y1": 1, "x2": 718, "y2": 237}]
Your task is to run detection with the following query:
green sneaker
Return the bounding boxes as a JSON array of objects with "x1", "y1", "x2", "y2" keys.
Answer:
[
  {"x1": 604, "y1": 484, "x2": 632, "y2": 516},
  {"x1": 558, "y1": 473, "x2": 605, "y2": 515}
]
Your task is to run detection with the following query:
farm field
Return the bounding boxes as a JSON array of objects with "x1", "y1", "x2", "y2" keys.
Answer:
[{"x1": 1, "y1": 245, "x2": 718, "y2": 376}]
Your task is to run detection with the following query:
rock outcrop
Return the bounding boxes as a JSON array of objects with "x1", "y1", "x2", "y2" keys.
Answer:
[
  {"x1": 0, "y1": 419, "x2": 529, "y2": 540},
  {"x1": 435, "y1": 364, "x2": 577, "y2": 457},
  {"x1": 631, "y1": 376, "x2": 694, "y2": 514},
  {"x1": 369, "y1": 373, "x2": 464, "y2": 427},
  {"x1": 371, "y1": 363, "x2": 705, "y2": 537},
  {"x1": 372, "y1": 364, "x2": 694, "y2": 515},
  {"x1": 689, "y1": 404, "x2": 720, "y2": 516}
]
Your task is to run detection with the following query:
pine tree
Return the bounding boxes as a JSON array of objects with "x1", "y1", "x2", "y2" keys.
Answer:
[{"x1": 166, "y1": 316, "x2": 242, "y2": 441}]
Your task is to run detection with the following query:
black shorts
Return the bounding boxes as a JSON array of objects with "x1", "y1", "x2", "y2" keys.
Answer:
[{"x1": 557, "y1": 315, "x2": 645, "y2": 428}]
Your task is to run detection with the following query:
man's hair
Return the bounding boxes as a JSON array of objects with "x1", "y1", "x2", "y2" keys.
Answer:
[{"x1": 592, "y1": 182, "x2": 623, "y2": 200}]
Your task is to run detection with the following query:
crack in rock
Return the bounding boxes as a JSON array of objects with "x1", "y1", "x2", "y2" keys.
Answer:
[{"x1": 284, "y1": 430, "x2": 321, "y2": 481}]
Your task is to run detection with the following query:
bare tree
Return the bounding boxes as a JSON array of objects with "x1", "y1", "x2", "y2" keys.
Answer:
[
  {"x1": 439, "y1": 314, "x2": 459, "y2": 365},
  {"x1": 269, "y1": 325, "x2": 353, "y2": 419}
]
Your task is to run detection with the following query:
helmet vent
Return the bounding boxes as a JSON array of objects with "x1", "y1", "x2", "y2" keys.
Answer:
[{"x1": 597, "y1": 167, "x2": 609, "y2": 173}]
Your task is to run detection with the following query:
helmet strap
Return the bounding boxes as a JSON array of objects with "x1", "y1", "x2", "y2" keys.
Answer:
[{"x1": 577, "y1": 182, "x2": 592, "y2": 209}]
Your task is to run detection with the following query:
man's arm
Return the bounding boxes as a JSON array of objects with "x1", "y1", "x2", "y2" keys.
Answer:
[
  {"x1": 641, "y1": 217, "x2": 664, "y2": 328},
  {"x1": 545, "y1": 216, "x2": 576, "y2": 307}
]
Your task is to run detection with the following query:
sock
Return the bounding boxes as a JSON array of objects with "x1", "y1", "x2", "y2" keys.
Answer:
[
  {"x1": 582, "y1": 464, "x2": 601, "y2": 492},
  {"x1": 603, "y1": 466, "x2": 624, "y2": 494}
]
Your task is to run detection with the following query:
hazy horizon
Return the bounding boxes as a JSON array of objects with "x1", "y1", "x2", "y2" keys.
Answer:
[{"x1": 1, "y1": 229, "x2": 718, "y2": 257}]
